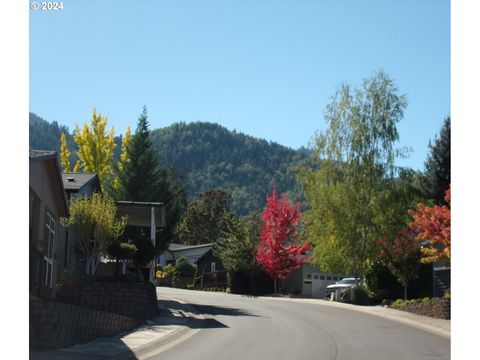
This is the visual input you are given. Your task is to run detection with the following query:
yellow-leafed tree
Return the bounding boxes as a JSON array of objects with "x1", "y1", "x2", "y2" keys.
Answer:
[
  {"x1": 111, "y1": 126, "x2": 131, "y2": 191},
  {"x1": 73, "y1": 109, "x2": 117, "y2": 185},
  {"x1": 60, "y1": 132, "x2": 71, "y2": 172}
]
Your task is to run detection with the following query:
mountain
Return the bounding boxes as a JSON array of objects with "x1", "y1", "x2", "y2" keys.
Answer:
[
  {"x1": 29, "y1": 112, "x2": 75, "y2": 154},
  {"x1": 150, "y1": 122, "x2": 311, "y2": 215},
  {"x1": 29, "y1": 113, "x2": 311, "y2": 215}
]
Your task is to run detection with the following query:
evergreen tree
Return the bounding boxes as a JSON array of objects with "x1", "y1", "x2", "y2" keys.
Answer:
[
  {"x1": 111, "y1": 106, "x2": 186, "y2": 254},
  {"x1": 421, "y1": 117, "x2": 450, "y2": 204}
]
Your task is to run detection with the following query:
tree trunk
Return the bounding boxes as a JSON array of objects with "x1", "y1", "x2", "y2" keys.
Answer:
[
  {"x1": 274, "y1": 278, "x2": 277, "y2": 294},
  {"x1": 404, "y1": 282, "x2": 408, "y2": 300},
  {"x1": 85, "y1": 258, "x2": 91, "y2": 276}
]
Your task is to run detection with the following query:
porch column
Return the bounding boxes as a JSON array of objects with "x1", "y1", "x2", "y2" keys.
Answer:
[{"x1": 150, "y1": 206, "x2": 156, "y2": 285}]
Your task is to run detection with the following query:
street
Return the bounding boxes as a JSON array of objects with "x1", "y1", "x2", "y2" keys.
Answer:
[{"x1": 150, "y1": 288, "x2": 450, "y2": 360}]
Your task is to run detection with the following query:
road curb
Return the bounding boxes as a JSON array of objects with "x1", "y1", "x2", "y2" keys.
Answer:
[{"x1": 118, "y1": 299, "x2": 204, "y2": 360}]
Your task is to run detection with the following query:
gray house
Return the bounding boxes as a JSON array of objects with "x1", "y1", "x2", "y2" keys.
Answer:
[{"x1": 29, "y1": 150, "x2": 69, "y2": 298}]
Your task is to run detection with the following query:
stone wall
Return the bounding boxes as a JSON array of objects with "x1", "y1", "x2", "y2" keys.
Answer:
[
  {"x1": 399, "y1": 298, "x2": 450, "y2": 319},
  {"x1": 30, "y1": 298, "x2": 144, "y2": 350},
  {"x1": 57, "y1": 278, "x2": 158, "y2": 320}
]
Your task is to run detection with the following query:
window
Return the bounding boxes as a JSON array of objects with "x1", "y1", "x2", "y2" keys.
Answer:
[
  {"x1": 44, "y1": 211, "x2": 56, "y2": 288},
  {"x1": 326, "y1": 275, "x2": 331, "y2": 281},
  {"x1": 320, "y1": 275, "x2": 325, "y2": 280},
  {"x1": 211, "y1": 262, "x2": 216, "y2": 273},
  {"x1": 313, "y1": 274, "x2": 319, "y2": 280}
]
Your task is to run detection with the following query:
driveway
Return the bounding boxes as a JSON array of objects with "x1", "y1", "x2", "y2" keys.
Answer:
[{"x1": 150, "y1": 287, "x2": 450, "y2": 360}]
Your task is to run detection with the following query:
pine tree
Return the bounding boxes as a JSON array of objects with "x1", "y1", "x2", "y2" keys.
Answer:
[
  {"x1": 111, "y1": 106, "x2": 186, "y2": 254},
  {"x1": 421, "y1": 117, "x2": 450, "y2": 204},
  {"x1": 113, "y1": 106, "x2": 158, "y2": 201}
]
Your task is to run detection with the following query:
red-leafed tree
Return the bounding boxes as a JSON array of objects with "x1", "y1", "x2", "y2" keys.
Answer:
[
  {"x1": 376, "y1": 228, "x2": 422, "y2": 300},
  {"x1": 408, "y1": 186, "x2": 451, "y2": 266},
  {"x1": 256, "y1": 187, "x2": 310, "y2": 293}
]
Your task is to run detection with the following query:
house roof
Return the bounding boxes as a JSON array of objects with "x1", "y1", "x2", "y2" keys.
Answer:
[
  {"x1": 167, "y1": 243, "x2": 213, "y2": 252},
  {"x1": 29, "y1": 149, "x2": 69, "y2": 217},
  {"x1": 62, "y1": 172, "x2": 99, "y2": 191},
  {"x1": 29, "y1": 149, "x2": 56, "y2": 159}
]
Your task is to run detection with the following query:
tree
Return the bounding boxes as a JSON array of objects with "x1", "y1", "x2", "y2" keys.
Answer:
[
  {"x1": 60, "y1": 132, "x2": 72, "y2": 172},
  {"x1": 213, "y1": 211, "x2": 262, "y2": 288},
  {"x1": 255, "y1": 188, "x2": 310, "y2": 293},
  {"x1": 110, "y1": 106, "x2": 187, "y2": 255},
  {"x1": 111, "y1": 126, "x2": 131, "y2": 192},
  {"x1": 298, "y1": 70, "x2": 409, "y2": 278},
  {"x1": 67, "y1": 193, "x2": 127, "y2": 275},
  {"x1": 72, "y1": 109, "x2": 117, "y2": 186},
  {"x1": 408, "y1": 186, "x2": 451, "y2": 266},
  {"x1": 376, "y1": 228, "x2": 422, "y2": 300},
  {"x1": 111, "y1": 106, "x2": 158, "y2": 201},
  {"x1": 420, "y1": 117, "x2": 450, "y2": 204},
  {"x1": 177, "y1": 189, "x2": 231, "y2": 245}
]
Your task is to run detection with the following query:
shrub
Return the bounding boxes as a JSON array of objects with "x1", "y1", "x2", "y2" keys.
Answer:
[
  {"x1": 351, "y1": 285, "x2": 370, "y2": 305},
  {"x1": 175, "y1": 257, "x2": 196, "y2": 278},
  {"x1": 156, "y1": 263, "x2": 176, "y2": 284},
  {"x1": 186, "y1": 284, "x2": 195, "y2": 290},
  {"x1": 443, "y1": 290, "x2": 451, "y2": 300}
]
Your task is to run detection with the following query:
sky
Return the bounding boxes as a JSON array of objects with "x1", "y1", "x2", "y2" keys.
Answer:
[{"x1": 30, "y1": 0, "x2": 450, "y2": 170}]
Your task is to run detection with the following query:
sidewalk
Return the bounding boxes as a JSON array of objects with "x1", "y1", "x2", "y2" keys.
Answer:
[
  {"x1": 260, "y1": 295, "x2": 450, "y2": 338},
  {"x1": 29, "y1": 294, "x2": 202, "y2": 360}
]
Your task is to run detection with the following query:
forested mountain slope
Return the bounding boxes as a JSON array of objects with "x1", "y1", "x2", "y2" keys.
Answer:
[{"x1": 29, "y1": 113, "x2": 311, "y2": 215}]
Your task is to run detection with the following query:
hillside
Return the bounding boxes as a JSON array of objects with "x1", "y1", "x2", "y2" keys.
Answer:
[
  {"x1": 151, "y1": 122, "x2": 311, "y2": 215},
  {"x1": 29, "y1": 113, "x2": 311, "y2": 215}
]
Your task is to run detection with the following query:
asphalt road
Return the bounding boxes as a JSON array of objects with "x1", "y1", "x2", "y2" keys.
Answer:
[{"x1": 150, "y1": 288, "x2": 450, "y2": 360}]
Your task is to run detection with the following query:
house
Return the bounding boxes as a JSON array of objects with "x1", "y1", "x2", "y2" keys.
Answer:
[
  {"x1": 115, "y1": 201, "x2": 166, "y2": 284},
  {"x1": 157, "y1": 243, "x2": 228, "y2": 288},
  {"x1": 29, "y1": 150, "x2": 69, "y2": 298},
  {"x1": 60, "y1": 173, "x2": 101, "y2": 273},
  {"x1": 195, "y1": 248, "x2": 227, "y2": 288},
  {"x1": 284, "y1": 255, "x2": 350, "y2": 298},
  {"x1": 157, "y1": 243, "x2": 213, "y2": 267}
]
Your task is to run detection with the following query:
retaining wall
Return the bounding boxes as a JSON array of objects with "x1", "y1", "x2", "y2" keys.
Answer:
[
  {"x1": 398, "y1": 298, "x2": 450, "y2": 319},
  {"x1": 57, "y1": 278, "x2": 158, "y2": 320},
  {"x1": 30, "y1": 298, "x2": 144, "y2": 350}
]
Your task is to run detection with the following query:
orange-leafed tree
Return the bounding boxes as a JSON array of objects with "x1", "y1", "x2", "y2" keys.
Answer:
[
  {"x1": 408, "y1": 186, "x2": 451, "y2": 266},
  {"x1": 256, "y1": 187, "x2": 310, "y2": 293}
]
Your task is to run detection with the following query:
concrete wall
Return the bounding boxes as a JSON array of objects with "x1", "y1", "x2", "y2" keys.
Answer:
[{"x1": 30, "y1": 297, "x2": 144, "y2": 350}]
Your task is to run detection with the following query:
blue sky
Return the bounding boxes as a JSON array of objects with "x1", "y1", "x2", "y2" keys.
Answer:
[{"x1": 30, "y1": 0, "x2": 450, "y2": 170}]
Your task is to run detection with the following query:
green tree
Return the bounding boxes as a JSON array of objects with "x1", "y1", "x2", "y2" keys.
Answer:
[
  {"x1": 299, "y1": 70, "x2": 409, "y2": 279},
  {"x1": 177, "y1": 189, "x2": 231, "y2": 245},
  {"x1": 110, "y1": 106, "x2": 187, "y2": 255},
  {"x1": 213, "y1": 211, "x2": 260, "y2": 275},
  {"x1": 67, "y1": 193, "x2": 127, "y2": 275},
  {"x1": 111, "y1": 126, "x2": 132, "y2": 192},
  {"x1": 420, "y1": 117, "x2": 450, "y2": 204},
  {"x1": 72, "y1": 109, "x2": 117, "y2": 186}
]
